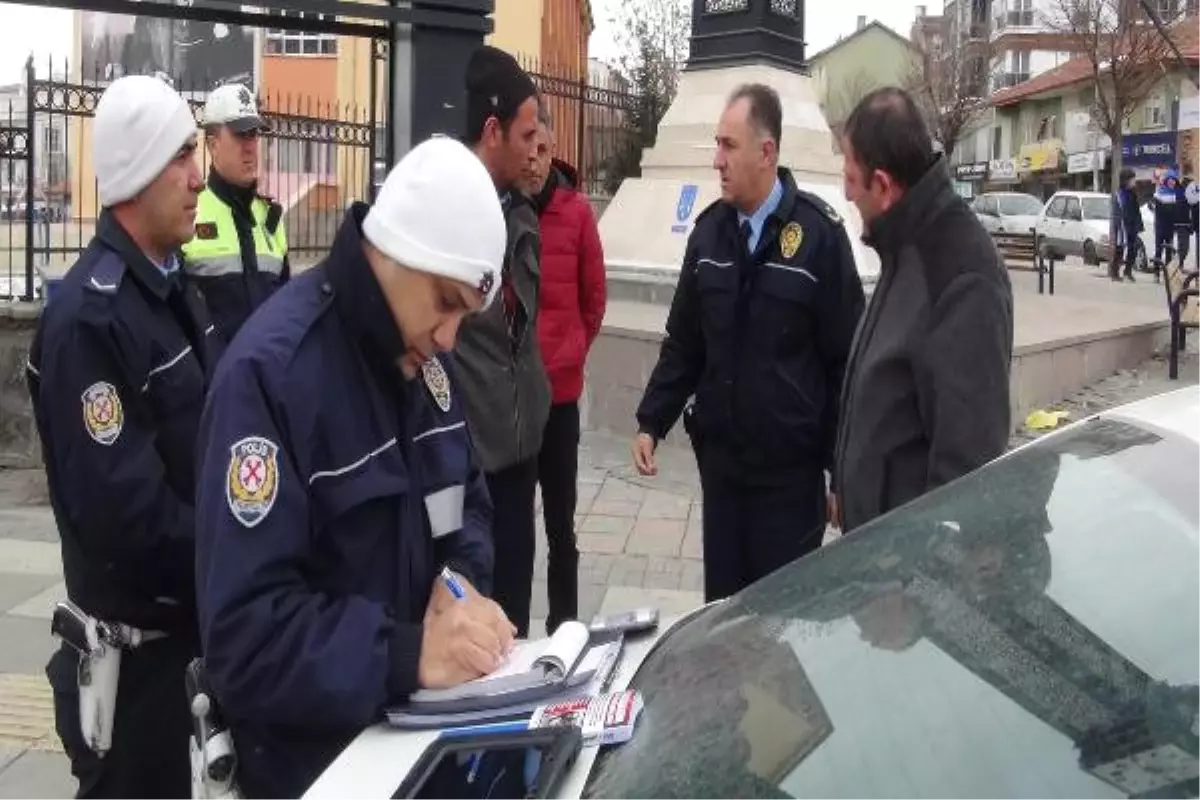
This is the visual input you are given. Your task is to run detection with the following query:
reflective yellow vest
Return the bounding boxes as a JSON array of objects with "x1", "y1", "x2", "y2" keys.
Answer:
[{"x1": 182, "y1": 186, "x2": 289, "y2": 342}]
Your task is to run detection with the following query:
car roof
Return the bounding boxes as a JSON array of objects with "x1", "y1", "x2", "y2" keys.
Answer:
[
  {"x1": 589, "y1": 387, "x2": 1200, "y2": 799},
  {"x1": 1103, "y1": 385, "x2": 1200, "y2": 444},
  {"x1": 1051, "y1": 190, "x2": 1107, "y2": 198}
]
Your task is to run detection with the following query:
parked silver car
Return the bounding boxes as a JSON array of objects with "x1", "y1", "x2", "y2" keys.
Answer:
[{"x1": 972, "y1": 192, "x2": 1044, "y2": 236}]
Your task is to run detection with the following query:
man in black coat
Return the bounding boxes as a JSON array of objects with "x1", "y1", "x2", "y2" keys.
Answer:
[{"x1": 831, "y1": 87, "x2": 1014, "y2": 533}]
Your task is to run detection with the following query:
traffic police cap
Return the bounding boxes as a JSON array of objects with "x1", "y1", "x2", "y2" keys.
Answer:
[
  {"x1": 362, "y1": 136, "x2": 506, "y2": 309},
  {"x1": 94, "y1": 75, "x2": 197, "y2": 208},
  {"x1": 202, "y1": 83, "x2": 269, "y2": 134}
]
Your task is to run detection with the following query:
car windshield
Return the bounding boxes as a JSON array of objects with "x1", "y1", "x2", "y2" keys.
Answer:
[
  {"x1": 998, "y1": 195, "x2": 1043, "y2": 216},
  {"x1": 586, "y1": 416, "x2": 1199, "y2": 799},
  {"x1": 1083, "y1": 197, "x2": 1111, "y2": 220}
]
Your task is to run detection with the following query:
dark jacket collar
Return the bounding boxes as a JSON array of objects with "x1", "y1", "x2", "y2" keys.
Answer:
[
  {"x1": 863, "y1": 155, "x2": 958, "y2": 253},
  {"x1": 326, "y1": 203, "x2": 409, "y2": 372},
  {"x1": 532, "y1": 160, "x2": 579, "y2": 215},
  {"x1": 206, "y1": 166, "x2": 257, "y2": 218},
  {"x1": 718, "y1": 166, "x2": 800, "y2": 229},
  {"x1": 95, "y1": 210, "x2": 176, "y2": 300}
]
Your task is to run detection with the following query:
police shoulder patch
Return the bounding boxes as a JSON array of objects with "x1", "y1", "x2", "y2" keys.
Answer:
[
  {"x1": 226, "y1": 436, "x2": 280, "y2": 528},
  {"x1": 422, "y1": 358, "x2": 452, "y2": 413},
  {"x1": 195, "y1": 222, "x2": 219, "y2": 240},
  {"x1": 81, "y1": 381, "x2": 123, "y2": 445}
]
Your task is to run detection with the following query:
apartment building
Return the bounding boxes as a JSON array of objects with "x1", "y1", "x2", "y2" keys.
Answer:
[
  {"x1": 990, "y1": 0, "x2": 1080, "y2": 91},
  {"x1": 63, "y1": 2, "x2": 591, "y2": 221}
]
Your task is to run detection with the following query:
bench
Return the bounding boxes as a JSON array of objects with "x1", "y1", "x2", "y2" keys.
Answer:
[
  {"x1": 992, "y1": 229, "x2": 1055, "y2": 295},
  {"x1": 1161, "y1": 262, "x2": 1198, "y2": 379}
]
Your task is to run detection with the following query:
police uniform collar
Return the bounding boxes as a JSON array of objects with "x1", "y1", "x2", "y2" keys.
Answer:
[
  {"x1": 206, "y1": 166, "x2": 258, "y2": 216},
  {"x1": 95, "y1": 210, "x2": 177, "y2": 300},
  {"x1": 720, "y1": 167, "x2": 800, "y2": 231},
  {"x1": 326, "y1": 202, "x2": 410, "y2": 369}
]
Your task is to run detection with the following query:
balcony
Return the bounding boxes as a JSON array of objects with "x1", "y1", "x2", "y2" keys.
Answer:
[
  {"x1": 993, "y1": 8, "x2": 1035, "y2": 30},
  {"x1": 993, "y1": 71, "x2": 1032, "y2": 91}
]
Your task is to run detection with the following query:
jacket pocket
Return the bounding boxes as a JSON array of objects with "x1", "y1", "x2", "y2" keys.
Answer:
[
  {"x1": 696, "y1": 261, "x2": 737, "y2": 337},
  {"x1": 757, "y1": 263, "x2": 818, "y2": 345},
  {"x1": 144, "y1": 343, "x2": 206, "y2": 414},
  {"x1": 310, "y1": 441, "x2": 409, "y2": 528},
  {"x1": 410, "y1": 422, "x2": 473, "y2": 538}
]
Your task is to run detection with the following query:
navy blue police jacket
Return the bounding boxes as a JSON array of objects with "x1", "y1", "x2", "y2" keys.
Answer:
[
  {"x1": 636, "y1": 168, "x2": 865, "y2": 486},
  {"x1": 26, "y1": 211, "x2": 221, "y2": 639},
  {"x1": 194, "y1": 203, "x2": 495, "y2": 799}
]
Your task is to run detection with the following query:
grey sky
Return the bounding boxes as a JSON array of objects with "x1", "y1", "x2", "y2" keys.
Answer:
[{"x1": 0, "y1": 0, "x2": 919, "y2": 85}]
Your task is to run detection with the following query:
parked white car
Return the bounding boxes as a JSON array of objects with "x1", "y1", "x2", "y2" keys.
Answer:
[
  {"x1": 972, "y1": 192, "x2": 1043, "y2": 235},
  {"x1": 1034, "y1": 190, "x2": 1157, "y2": 267}
]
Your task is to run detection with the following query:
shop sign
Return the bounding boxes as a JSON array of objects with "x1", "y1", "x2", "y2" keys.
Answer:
[
  {"x1": 1018, "y1": 140, "x2": 1064, "y2": 173},
  {"x1": 988, "y1": 158, "x2": 1018, "y2": 182},
  {"x1": 954, "y1": 162, "x2": 988, "y2": 181}
]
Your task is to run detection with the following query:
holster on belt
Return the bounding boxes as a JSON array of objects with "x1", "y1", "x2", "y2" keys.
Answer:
[
  {"x1": 50, "y1": 600, "x2": 165, "y2": 757},
  {"x1": 186, "y1": 659, "x2": 241, "y2": 799}
]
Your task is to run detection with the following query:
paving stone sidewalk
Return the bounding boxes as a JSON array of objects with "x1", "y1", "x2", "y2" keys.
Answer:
[{"x1": 0, "y1": 345, "x2": 1195, "y2": 797}]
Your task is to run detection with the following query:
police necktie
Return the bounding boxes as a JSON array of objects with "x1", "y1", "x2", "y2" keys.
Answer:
[{"x1": 740, "y1": 220, "x2": 753, "y2": 256}]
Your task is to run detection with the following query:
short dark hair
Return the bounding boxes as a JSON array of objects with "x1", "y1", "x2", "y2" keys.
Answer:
[
  {"x1": 842, "y1": 87, "x2": 934, "y2": 189},
  {"x1": 1119, "y1": 167, "x2": 1136, "y2": 183},
  {"x1": 728, "y1": 83, "x2": 782, "y2": 148},
  {"x1": 465, "y1": 104, "x2": 518, "y2": 145}
]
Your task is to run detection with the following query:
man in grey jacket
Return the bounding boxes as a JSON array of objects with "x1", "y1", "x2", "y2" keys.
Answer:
[
  {"x1": 832, "y1": 88, "x2": 1013, "y2": 532},
  {"x1": 454, "y1": 46, "x2": 549, "y2": 636}
]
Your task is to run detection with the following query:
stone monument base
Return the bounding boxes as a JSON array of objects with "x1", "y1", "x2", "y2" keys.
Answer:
[{"x1": 598, "y1": 64, "x2": 881, "y2": 280}]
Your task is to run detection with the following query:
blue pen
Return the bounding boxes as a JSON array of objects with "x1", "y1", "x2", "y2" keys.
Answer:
[
  {"x1": 440, "y1": 568, "x2": 499, "y2": 783},
  {"x1": 440, "y1": 566, "x2": 467, "y2": 600}
]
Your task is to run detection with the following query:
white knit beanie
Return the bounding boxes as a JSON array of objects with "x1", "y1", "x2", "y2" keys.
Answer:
[
  {"x1": 363, "y1": 136, "x2": 506, "y2": 309},
  {"x1": 94, "y1": 75, "x2": 197, "y2": 208}
]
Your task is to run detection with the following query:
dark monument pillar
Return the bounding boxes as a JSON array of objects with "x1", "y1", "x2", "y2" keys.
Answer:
[
  {"x1": 394, "y1": 0, "x2": 493, "y2": 154},
  {"x1": 687, "y1": 0, "x2": 807, "y2": 72}
]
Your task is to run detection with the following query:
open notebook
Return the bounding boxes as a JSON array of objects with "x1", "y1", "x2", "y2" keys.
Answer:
[{"x1": 401, "y1": 622, "x2": 614, "y2": 714}]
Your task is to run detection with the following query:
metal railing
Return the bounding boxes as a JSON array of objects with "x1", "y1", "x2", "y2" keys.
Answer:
[
  {"x1": 2, "y1": 51, "x2": 385, "y2": 300},
  {"x1": 518, "y1": 55, "x2": 652, "y2": 199}
]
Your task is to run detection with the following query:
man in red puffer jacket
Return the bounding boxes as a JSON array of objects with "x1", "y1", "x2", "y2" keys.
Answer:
[{"x1": 522, "y1": 99, "x2": 607, "y2": 634}]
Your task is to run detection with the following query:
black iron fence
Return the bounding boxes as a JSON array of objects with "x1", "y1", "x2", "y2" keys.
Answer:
[
  {"x1": 2, "y1": 52, "x2": 385, "y2": 301},
  {"x1": 520, "y1": 55, "x2": 654, "y2": 199},
  {"x1": 1, "y1": 48, "x2": 649, "y2": 302}
]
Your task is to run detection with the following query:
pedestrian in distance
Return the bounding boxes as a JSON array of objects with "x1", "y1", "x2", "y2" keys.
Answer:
[
  {"x1": 27, "y1": 74, "x2": 219, "y2": 798},
  {"x1": 453, "y1": 45, "x2": 550, "y2": 637},
  {"x1": 193, "y1": 136, "x2": 516, "y2": 799},
  {"x1": 182, "y1": 83, "x2": 289, "y2": 345},
  {"x1": 520, "y1": 97, "x2": 607, "y2": 634},
  {"x1": 632, "y1": 83, "x2": 865, "y2": 603},
  {"x1": 832, "y1": 87, "x2": 1013, "y2": 534},
  {"x1": 1112, "y1": 168, "x2": 1144, "y2": 283}
]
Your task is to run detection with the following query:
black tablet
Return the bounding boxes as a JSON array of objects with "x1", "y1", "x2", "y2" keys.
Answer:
[{"x1": 392, "y1": 725, "x2": 583, "y2": 799}]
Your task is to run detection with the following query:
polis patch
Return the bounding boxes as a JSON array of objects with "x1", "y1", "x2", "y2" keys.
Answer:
[
  {"x1": 422, "y1": 358, "x2": 452, "y2": 413},
  {"x1": 781, "y1": 222, "x2": 804, "y2": 259},
  {"x1": 226, "y1": 436, "x2": 280, "y2": 528},
  {"x1": 81, "y1": 381, "x2": 123, "y2": 445},
  {"x1": 195, "y1": 222, "x2": 219, "y2": 240}
]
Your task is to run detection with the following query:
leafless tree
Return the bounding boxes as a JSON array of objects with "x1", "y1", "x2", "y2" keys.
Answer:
[
  {"x1": 1045, "y1": 0, "x2": 1187, "y2": 179},
  {"x1": 904, "y1": 30, "x2": 994, "y2": 159},
  {"x1": 602, "y1": 0, "x2": 690, "y2": 193},
  {"x1": 612, "y1": 0, "x2": 690, "y2": 113},
  {"x1": 822, "y1": 70, "x2": 883, "y2": 140}
]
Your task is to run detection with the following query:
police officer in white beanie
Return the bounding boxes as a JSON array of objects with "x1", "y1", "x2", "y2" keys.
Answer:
[
  {"x1": 26, "y1": 74, "x2": 219, "y2": 798},
  {"x1": 192, "y1": 135, "x2": 515, "y2": 799}
]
